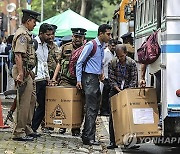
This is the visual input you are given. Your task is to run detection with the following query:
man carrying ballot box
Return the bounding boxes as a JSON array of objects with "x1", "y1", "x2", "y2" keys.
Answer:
[{"x1": 107, "y1": 44, "x2": 138, "y2": 149}]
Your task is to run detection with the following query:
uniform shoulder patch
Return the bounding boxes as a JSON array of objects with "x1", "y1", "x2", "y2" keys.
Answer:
[{"x1": 19, "y1": 35, "x2": 27, "y2": 44}]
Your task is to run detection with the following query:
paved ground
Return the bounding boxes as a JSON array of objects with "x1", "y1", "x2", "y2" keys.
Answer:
[
  {"x1": 0, "y1": 103, "x2": 123, "y2": 154},
  {"x1": 2, "y1": 102, "x2": 180, "y2": 154}
]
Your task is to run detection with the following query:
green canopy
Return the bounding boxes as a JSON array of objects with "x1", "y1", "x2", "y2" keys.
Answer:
[{"x1": 32, "y1": 9, "x2": 99, "y2": 38}]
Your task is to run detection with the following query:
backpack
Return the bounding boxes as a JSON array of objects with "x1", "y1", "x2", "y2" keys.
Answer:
[
  {"x1": 137, "y1": 31, "x2": 161, "y2": 64},
  {"x1": 69, "y1": 39, "x2": 97, "y2": 77}
]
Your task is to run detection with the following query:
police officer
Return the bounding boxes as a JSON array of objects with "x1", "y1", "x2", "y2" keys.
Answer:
[
  {"x1": 12, "y1": 9, "x2": 40, "y2": 141},
  {"x1": 52, "y1": 28, "x2": 87, "y2": 136},
  {"x1": 121, "y1": 32, "x2": 134, "y2": 59}
]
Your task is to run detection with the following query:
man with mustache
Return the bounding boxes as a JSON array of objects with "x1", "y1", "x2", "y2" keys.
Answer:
[
  {"x1": 12, "y1": 9, "x2": 40, "y2": 141},
  {"x1": 31, "y1": 23, "x2": 54, "y2": 134},
  {"x1": 52, "y1": 28, "x2": 87, "y2": 136}
]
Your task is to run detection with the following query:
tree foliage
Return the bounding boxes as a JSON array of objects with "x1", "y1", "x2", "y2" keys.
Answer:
[{"x1": 31, "y1": 0, "x2": 122, "y2": 24}]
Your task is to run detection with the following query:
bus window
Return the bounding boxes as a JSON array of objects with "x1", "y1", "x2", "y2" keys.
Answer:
[
  {"x1": 140, "y1": 2, "x2": 144, "y2": 28},
  {"x1": 162, "y1": 0, "x2": 166, "y2": 18},
  {"x1": 144, "y1": 0, "x2": 149, "y2": 26},
  {"x1": 136, "y1": 4, "x2": 140, "y2": 30},
  {"x1": 154, "y1": 0, "x2": 157, "y2": 22},
  {"x1": 148, "y1": 0, "x2": 153, "y2": 24}
]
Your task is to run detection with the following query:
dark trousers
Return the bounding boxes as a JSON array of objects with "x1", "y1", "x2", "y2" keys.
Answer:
[
  {"x1": 32, "y1": 80, "x2": 47, "y2": 131},
  {"x1": 154, "y1": 70, "x2": 161, "y2": 104},
  {"x1": 82, "y1": 72, "x2": 101, "y2": 141},
  {"x1": 0, "y1": 64, "x2": 7, "y2": 92},
  {"x1": 109, "y1": 88, "x2": 119, "y2": 144},
  {"x1": 100, "y1": 79, "x2": 110, "y2": 114}
]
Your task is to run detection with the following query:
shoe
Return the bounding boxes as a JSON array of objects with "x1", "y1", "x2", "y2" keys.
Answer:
[
  {"x1": 28, "y1": 132, "x2": 41, "y2": 138},
  {"x1": 72, "y1": 132, "x2": 80, "y2": 136},
  {"x1": 58, "y1": 128, "x2": 66, "y2": 134},
  {"x1": 72, "y1": 129, "x2": 80, "y2": 136},
  {"x1": 107, "y1": 143, "x2": 118, "y2": 149},
  {"x1": 12, "y1": 136, "x2": 34, "y2": 141},
  {"x1": 83, "y1": 139, "x2": 100, "y2": 146}
]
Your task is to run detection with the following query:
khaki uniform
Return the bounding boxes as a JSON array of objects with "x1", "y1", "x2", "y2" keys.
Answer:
[
  {"x1": 58, "y1": 42, "x2": 77, "y2": 86},
  {"x1": 47, "y1": 43, "x2": 60, "y2": 79},
  {"x1": 12, "y1": 25, "x2": 36, "y2": 138}
]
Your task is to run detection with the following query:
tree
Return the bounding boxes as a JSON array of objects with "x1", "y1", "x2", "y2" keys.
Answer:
[{"x1": 31, "y1": 0, "x2": 122, "y2": 24}]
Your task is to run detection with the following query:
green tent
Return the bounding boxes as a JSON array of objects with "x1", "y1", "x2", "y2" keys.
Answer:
[{"x1": 32, "y1": 9, "x2": 98, "y2": 38}]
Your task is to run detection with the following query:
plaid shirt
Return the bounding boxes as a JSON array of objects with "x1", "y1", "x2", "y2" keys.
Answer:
[{"x1": 108, "y1": 56, "x2": 138, "y2": 90}]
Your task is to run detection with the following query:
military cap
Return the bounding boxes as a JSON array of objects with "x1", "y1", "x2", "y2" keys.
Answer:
[
  {"x1": 22, "y1": 9, "x2": 41, "y2": 22},
  {"x1": 71, "y1": 28, "x2": 87, "y2": 36},
  {"x1": 121, "y1": 32, "x2": 132, "y2": 39}
]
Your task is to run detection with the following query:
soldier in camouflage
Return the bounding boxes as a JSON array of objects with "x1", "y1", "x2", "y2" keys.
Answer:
[
  {"x1": 47, "y1": 24, "x2": 61, "y2": 79},
  {"x1": 52, "y1": 28, "x2": 87, "y2": 136},
  {"x1": 12, "y1": 9, "x2": 40, "y2": 141}
]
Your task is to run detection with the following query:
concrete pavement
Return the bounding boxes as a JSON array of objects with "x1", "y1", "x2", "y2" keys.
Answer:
[{"x1": 0, "y1": 104, "x2": 122, "y2": 154}]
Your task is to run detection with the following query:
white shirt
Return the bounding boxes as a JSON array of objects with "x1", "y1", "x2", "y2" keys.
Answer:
[
  {"x1": 0, "y1": 42, "x2": 6, "y2": 53},
  {"x1": 103, "y1": 47, "x2": 115, "y2": 79},
  {"x1": 34, "y1": 36, "x2": 49, "y2": 81}
]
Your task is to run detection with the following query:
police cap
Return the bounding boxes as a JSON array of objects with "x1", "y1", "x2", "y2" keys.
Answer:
[
  {"x1": 121, "y1": 32, "x2": 132, "y2": 39},
  {"x1": 22, "y1": 9, "x2": 41, "y2": 22},
  {"x1": 71, "y1": 28, "x2": 87, "y2": 36}
]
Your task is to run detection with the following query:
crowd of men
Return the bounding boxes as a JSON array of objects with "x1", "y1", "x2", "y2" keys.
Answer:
[{"x1": 0, "y1": 9, "x2": 140, "y2": 149}]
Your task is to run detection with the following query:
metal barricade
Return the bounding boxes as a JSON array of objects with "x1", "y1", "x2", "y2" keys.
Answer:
[{"x1": 0, "y1": 55, "x2": 9, "y2": 94}]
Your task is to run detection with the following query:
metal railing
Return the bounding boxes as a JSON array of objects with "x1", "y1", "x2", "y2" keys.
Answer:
[{"x1": 0, "y1": 55, "x2": 9, "y2": 94}]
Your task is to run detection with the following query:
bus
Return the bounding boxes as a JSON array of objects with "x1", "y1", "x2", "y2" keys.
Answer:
[
  {"x1": 112, "y1": 0, "x2": 135, "y2": 41},
  {"x1": 113, "y1": 0, "x2": 180, "y2": 142},
  {"x1": 135, "y1": 0, "x2": 180, "y2": 139}
]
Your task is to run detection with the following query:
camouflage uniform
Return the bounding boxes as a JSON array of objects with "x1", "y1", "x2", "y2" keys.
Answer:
[
  {"x1": 47, "y1": 43, "x2": 60, "y2": 79},
  {"x1": 58, "y1": 42, "x2": 77, "y2": 86},
  {"x1": 12, "y1": 25, "x2": 36, "y2": 138}
]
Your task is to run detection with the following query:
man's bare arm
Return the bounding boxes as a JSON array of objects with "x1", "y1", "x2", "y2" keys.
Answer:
[{"x1": 15, "y1": 53, "x2": 24, "y2": 83}]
